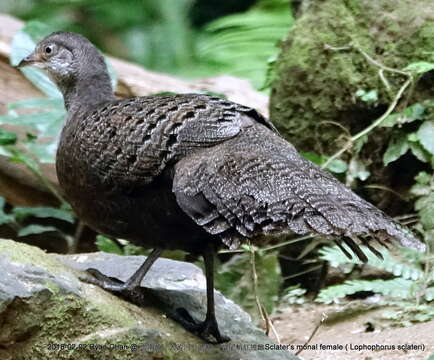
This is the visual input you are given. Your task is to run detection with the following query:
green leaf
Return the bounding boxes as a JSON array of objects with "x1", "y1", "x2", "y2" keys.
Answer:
[
  {"x1": 316, "y1": 278, "x2": 416, "y2": 304},
  {"x1": 18, "y1": 224, "x2": 58, "y2": 237},
  {"x1": 346, "y1": 157, "x2": 370, "y2": 184},
  {"x1": 381, "y1": 104, "x2": 425, "y2": 128},
  {"x1": 408, "y1": 133, "x2": 419, "y2": 142},
  {"x1": 327, "y1": 159, "x2": 348, "y2": 174},
  {"x1": 7, "y1": 98, "x2": 64, "y2": 111},
  {"x1": 383, "y1": 134, "x2": 409, "y2": 165},
  {"x1": 19, "y1": 68, "x2": 63, "y2": 99},
  {"x1": 301, "y1": 152, "x2": 347, "y2": 173},
  {"x1": 301, "y1": 152, "x2": 323, "y2": 165},
  {"x1": 320, "y1": 245, "x2": 424, "y2": 281},
  {"x1": 0, "y1": 110, "x2": 65, "y2": 137},
  {"x1": 353, "y1": 135, "x2": 368, "y2": 154},
  {"x1": 418, "y1": 121, "x2": 434, "y2": 155},
  {"x1": 426, "y1": 287, "x2": 434, "y2": 302},
  {"x1": 24, "y1": 139, "x2": 58, "y2": 163},
  {"x1": 8, "y1": 148, "x2": 39, "y2": 173},
  {"x1": 95, "y1": 235, "x2": 123, "y2": 255},
  {"x1": 355, "y1": 89, "x2": 378, "y2": 103},
  {"x1": 13, "y1": 206, "x2": 74, "y2": 223},
  {"x1": 409, "y1": 142, "x2": 431, "y2": 162},
  {"x1": 415, "y1": 193, "x2": 434, "y2": 230},
  {"x1": 414, "y1": 171, "x2": 432, "y2": 185},
  {"x1": 281, "y1": 285, "x2": 307, "y2": 305},
  {"x1": 0, "y1": 129, "x2": 17, "y2": 145},
  {"x1": 201, "y1": 7, "x2": 294, "y2": 89},
  {"x1": 403, "y1": 61, "x2": 434, "y2": 74}
]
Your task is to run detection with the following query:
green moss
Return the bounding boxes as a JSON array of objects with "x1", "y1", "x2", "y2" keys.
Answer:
[
  {"x1": 0, "y1": 239, "x2": 73, "y2": 280},
  {"x1": 270, "y1": 0, "x2": 434, "y2": 156},
  {"x1": 0, "y1": 240, "x2": 209, "y2": 360}
]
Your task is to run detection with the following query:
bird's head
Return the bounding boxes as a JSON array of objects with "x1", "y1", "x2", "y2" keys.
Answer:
[{"x1": 17, "y1": 31, "x2": 113, "y2": 109}]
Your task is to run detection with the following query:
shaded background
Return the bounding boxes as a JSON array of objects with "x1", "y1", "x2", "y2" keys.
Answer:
[{"x1": 0, "y1": 0, "x2": 293, "y2": 88}]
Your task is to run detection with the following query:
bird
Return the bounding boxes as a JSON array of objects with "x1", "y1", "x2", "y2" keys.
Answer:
[{"x1": 18, "y1": 32, "x2": 424, "y2": 343}]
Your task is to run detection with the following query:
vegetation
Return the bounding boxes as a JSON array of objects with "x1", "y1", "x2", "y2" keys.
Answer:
[
  {"x1": 1, "y1": 0, "x2": 292, "y2": 87},
  {"x1": 318, "y1": 244, "x2": 434, "y2": 325}
]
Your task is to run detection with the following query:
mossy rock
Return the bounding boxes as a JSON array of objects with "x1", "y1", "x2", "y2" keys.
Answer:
[
  {"x1": 0, "y1": 240, "x2": 299, "y2": 360},
  {"x1": 270, "y1": 0, "x2": 434, "y2": 209}
]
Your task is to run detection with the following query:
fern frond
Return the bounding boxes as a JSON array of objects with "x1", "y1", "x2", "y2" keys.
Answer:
[
  {"x1": 425, "y1": 287, "x2": 434, "y2": 301},
  {"x1": 199, "y1": 3, "x2": 294, "y2": 88},
  {"x1": 319, "y1": 245, "x2": 424, "y2": 281},
  {"x1": 316, "y1": 278, "x2": 417, "y2": 304}
]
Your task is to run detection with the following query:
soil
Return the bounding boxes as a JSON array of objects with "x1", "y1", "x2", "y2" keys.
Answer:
[{"x1": 271, "y1": 303, "x2": 434, "y2": 360}]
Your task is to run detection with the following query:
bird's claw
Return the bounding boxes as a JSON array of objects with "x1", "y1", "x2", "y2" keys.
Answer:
[
  {"x1": 80, "y1": 268, "x2": 129, "y2": 292},
  {"x1": 174, "y1": 308, "x2": 230, "y2": 344}
]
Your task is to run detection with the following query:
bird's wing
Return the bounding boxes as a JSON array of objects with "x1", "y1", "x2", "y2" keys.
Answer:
[
  {"x1": 81, "y1": 94, "x2": 274, "y2": 187},
  {"x1": 173, "y1": 125, "x2": 424, "y2": 259}
]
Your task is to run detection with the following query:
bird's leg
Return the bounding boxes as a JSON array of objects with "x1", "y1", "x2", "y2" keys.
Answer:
[
  {"x1": 82, "y1": 248, "x2": 163, "y2": 292},
  {"x1": 174, "y1": 244, "x2": 230, "y2": 344}
]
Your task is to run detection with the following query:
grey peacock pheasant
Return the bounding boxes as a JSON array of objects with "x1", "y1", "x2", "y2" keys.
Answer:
[{"x1": 18, "y1": 32, "x2": 424, "y2": 343}]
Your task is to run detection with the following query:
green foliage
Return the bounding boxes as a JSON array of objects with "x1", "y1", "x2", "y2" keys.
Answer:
[
  {"x1": 380, "y1": 101, "x2": 434, "y2": 166},
  {"x1": 381, "y1": 301, "x2": 434, "y2": 326},
  {"x1": 403, "y1": 62, "x2": 434, "y2": 74},
  {"x1": 17, "y1": 224, "x2": 58, "y2": 237},
  {"x1": 11, "y1": 21, "x2": 63, "y2": 98},
  {"x1": 381, "y1": 103, "x2": 426, "y2": 128},
  {"x1": 355, "y1": 89, "x2": 378, "y2": 104},
  {"x1": 0, "y1": 129, "x2": 18, "y2": 146},
  {"x1": 95, "y1": 235, "x2": 149, "y2": 256},
  {"x1": 281, "y1": 285, "x2": 307, "y2": 305},
  {"x1": 379, "y1": 58, "x2": 434, "y2": 167},
  {"x1": 13, "y1": 206, "x2": 74, "y2": 223},
  {"x1": 199, "y1": 0, "x2": 294, "y2": 88},
  {"x1": 317, "y1": 278, "x2": 417, "y2": 303},
  {"x1": 215, "y1": 250, "x2": 282, "y2": 322},
  {"x1": 0, "y1": 22, "x2": 82, "y2": 246},
  {"x1": 320, "y1": 245, "x2": 427, "y2": 283},
  {"x1": 383, "y1": 133, "x2": 410, "y2": 166},
  {"x1": 1, "y1": 21, "x2": 117, "y2": 165},
  {"x1": 0, "y1": 196, "x2": 73, "y2": 237},
  {"x1": 301, "y1": 152, "x2": 348, "y2": 174},
  {"x1": 0, "y1": 22, "x2": 66, "y2": 163},
  {"x1": 4, "y1": 0, "x2": 293, "y2": 89},
  {"x1": 417, "y1": 121, "x2": 434, "y2": 155},
  {"x1": 317, "y1": 244, "x2": 434, "y2": 325},
  {"x1": 411, "y1": 172, "x2": 434, "y2": 231},
  {"x1": 95, "y1": 235, "x2": 123, "y2": 255}
]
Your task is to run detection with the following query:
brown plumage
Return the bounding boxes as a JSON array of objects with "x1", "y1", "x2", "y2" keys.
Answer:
[{"x1": 18, "y1": 32, "x2": 424, "y2": 343}]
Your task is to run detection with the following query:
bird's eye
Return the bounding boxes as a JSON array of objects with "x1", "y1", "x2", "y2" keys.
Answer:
[{"x1": 44, "y1": 45, "x2": 54, "y2": 55}]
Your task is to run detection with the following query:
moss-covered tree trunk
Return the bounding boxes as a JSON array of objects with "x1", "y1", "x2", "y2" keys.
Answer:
[{"x1": 270, "y1": 0, "x2": 434, "y2": 213}]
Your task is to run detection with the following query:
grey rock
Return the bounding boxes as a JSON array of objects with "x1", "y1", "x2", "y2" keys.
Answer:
[{"x1": 0, "y1": 240, "x2": 299, "y2": 360}]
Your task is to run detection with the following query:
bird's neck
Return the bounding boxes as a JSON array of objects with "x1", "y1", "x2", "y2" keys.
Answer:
[{"x1": 61, "y1": 71, "x2": 115, "y2": 113}]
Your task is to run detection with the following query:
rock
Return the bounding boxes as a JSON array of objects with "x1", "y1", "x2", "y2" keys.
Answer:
[
  {"x1": 270, "y1": 0, "x2": 434, "y2": 210},
  {"x1": 0, "y1": 240, "x2": 299, "y2": 360}
]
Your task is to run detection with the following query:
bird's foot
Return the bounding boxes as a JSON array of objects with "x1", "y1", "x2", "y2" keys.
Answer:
[
  {"x1": 174, "y1": 308, "x2": 230, "y2": 344},
  {"x1": 80, "y1": 268, "x2": 135, "y2": 293}
]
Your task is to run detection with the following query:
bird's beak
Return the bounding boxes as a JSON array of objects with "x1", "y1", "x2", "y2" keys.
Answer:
[{"x1": 16, "y1": 51, "x2": 43, "y2": 68}]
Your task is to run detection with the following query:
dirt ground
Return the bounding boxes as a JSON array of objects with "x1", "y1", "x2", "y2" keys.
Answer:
[{"x1": 271, "y1": 303, "x2": 434, "y2": 360}]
